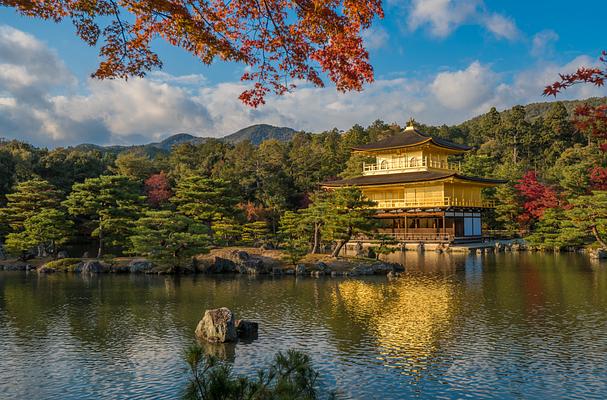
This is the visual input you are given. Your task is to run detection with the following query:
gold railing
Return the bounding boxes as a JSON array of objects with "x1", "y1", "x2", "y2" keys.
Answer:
[
  {"x1": 370, "y1": 197, "x2": 495, "y2": 209},
  {"x1": 362, "y1": 157, "x2": 460, "y2": 175}
]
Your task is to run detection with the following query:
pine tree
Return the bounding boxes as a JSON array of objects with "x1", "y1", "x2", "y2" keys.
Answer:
[
  {"x1": 278, "y1": 211, "x2": 309, "y2": 264},
  {"x1": 370, "y1": 233, "x2": 398, "y2": 259},
  {"x1": 5, "y1": 209, "x2": 73, "y2": 257},
  {"x1": 241, "y1": 221, "x2": 271, "y2": 248},
  {"x1": 171, "y1": 176, "x2": 240, "y2": 228},
  {"x1": 63, "y1": 175, "x2": 144, "y2": 257},
  {"x1": 324, "y1": 187, "x2": 377, "y2": 257},
  {"x1": 0, "y1": 178, "x2": 63, "y2": 232},
  {"x1": 130, "y1": 211, "x2": 210, "y2": 270},
  {"x1": 525, "y1": 208, "x2": 580, "y2": 250},
  {"x1": 299, "y1": 191, "x2": 332, "y2": 253},
  {"x1": 211, "y1": 216, "x2": 242, "y2": 246},
  {"x1": 562, "y1": 191, "x2": 607, "y2": 248}
]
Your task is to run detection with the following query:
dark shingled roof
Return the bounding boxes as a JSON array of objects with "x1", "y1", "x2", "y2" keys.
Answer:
[
  {"x1": 352, "y1": 128, "x2": 472, "y2": 152},
  {"x1": 323, "y1": 171, "x2": 506, "y2": 187}
]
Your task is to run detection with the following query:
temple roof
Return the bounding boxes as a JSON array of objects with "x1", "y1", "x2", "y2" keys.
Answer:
[
  {"x1": 352, "y1": 126, "x2": 472, "y2": 152},
  {"x1": 323, "y1": 171, "x2": 506, "y2": 187}
]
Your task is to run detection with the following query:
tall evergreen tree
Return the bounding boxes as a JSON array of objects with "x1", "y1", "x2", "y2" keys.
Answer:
[
  {"x1": 63, "y1": 175, "x2": 144, "y2": 257},
  {"x1": 130, "y1": 211, "x2": 210, "y2": 270},
  {"x1": 324, "y1": 187, "x2": 377, "y2": 257},
  {"x1": 562, "y1": 191, "x2": 607, "y2": 248},
  {"x1": 5, "y1": 209, "x2": 73, "y2": 258},
  {"x1": 299, "y1": 191, "x2": 333, "y2": 253},
  {"x1": 171, "y1": 176, "x2": 240, "y2": 229},
  {"x1": 0, "y1": 178, "x2": 63, "y2": 233}
]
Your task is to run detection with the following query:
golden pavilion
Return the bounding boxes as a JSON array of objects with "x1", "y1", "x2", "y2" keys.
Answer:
[{"x1": 323, "y1": 121, "x2": 505, "y2": 243}]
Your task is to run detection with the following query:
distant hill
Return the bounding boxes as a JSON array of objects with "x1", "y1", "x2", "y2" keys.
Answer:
[
  {"x1": 521, "y1": 96, "x2": 606, "y2": 121},
  {"x1": 147, "y1": 133, "x2": 208, "y2": 151},
  {"x1": 72, "y1": 124, "x2": 298, "y2": 154},
  {"x1": 223, "y1": 124, "x2": 297, "y2": 145},
  {"x1": 461, "y1": 97, "x2": 607, "y2": 126}
]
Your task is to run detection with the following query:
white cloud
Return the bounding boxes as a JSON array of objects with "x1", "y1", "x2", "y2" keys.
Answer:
[
  {"x1": 482, "y1": 13, "x2": 519, "y2": 41},
  {"x1": 0, "y1": 25, "x2": 604, "y2": 148},
  {"x1": 395, "y1": 0, "x2": 520, "y2": 40},
  {"x1": 531, "y1": 30, "x2": 559, "y2": 58},
  {"x1": 430, "y1": 61, "x2": 497, "y2": 110},
  {"x1": 148, "y1": 71, "x2": 207, "y2": 86},
  {"x1": 361, "y1": 26, "x2": 390, "y2": 50}
]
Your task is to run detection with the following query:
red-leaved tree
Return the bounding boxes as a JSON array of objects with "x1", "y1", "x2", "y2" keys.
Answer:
[
  {"x1": 145, "y1": 171, "x2": 172, "y2": 207},
  {"x1": 3, "y1": 0, "x2": 383, "y2": 107},
  {"x1": 545, "y1": 50, "x2": 607, "y2": 190},
  {"x1": 515, "y1": 171, "x2": 560, "y2": 227}
]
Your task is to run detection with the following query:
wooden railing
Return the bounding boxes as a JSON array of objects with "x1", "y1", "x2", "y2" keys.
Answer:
[
  {"x1": 362, "y1": 157, "x2": 460, "y2": 175},
  {"x1": 361, "y1": 231, "x2": 455, "y2": 242},
  {"x1": 370, "y1": 196, "x2": 495, "y2": 209}
]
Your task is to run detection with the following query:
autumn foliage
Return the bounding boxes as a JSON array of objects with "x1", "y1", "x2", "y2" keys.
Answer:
[
  {"x1": 545, "y1": 50, "x2": 607, "y2": 191},
  {"x1": 3, "y1": 0, "x2": 383, "y2": 106},
  {"x1": 144, "y1": 171, "x2": 172, "y2": 207},
  {"x1": 515, "y1": 171, "x2": 560, "y2": 226}
]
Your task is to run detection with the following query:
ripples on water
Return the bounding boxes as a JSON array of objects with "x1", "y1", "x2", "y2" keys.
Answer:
[{"x1": 1, "y1": 252, "x2": 607, "y2": 399}]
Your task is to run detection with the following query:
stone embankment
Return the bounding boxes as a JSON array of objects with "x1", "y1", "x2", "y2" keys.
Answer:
[
  {"x1": 0, "y1": 247, "x2": 404, "y2": 277},
  {"x1": 196, "y1": 248, "x2": 404, "y2": 277}
]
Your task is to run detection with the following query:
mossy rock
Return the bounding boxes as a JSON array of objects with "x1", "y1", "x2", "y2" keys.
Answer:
[{"x1": 39, "y1": 258, "x2": 82, "y2": 273}]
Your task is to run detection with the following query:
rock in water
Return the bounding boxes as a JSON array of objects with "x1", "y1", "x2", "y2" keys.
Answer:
[
  {"x1": 195, "y1": 308, "x2": 237, "y2": 343},
  {"x1": 56, "y1": 250, "x2": 69, "y2": 259},
  {"x1": 235, "y1": 320, "x2": 259, "y2": 340}
]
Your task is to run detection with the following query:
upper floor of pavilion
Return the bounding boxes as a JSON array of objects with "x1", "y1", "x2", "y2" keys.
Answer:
[{"x1": 353, "y1": 120, "x2": 471, "y2": 176}]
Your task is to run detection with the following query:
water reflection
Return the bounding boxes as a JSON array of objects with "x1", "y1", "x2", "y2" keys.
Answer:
[
  {"x1": 332, "y1": 277, "x2": 457, "y2": 378},
  {"x1": 1, "y1": 253, "x2": 607, "y2": 399}
]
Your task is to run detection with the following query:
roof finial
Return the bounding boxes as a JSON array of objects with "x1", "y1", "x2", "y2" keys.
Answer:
[{"x1": 405, "y1": 117, "x2": 416, "y2": 131}]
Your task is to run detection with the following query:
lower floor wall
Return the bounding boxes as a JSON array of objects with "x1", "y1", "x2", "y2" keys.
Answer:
[{"x1": 373, "y1": 209, "x2": 484, "y2": 243}]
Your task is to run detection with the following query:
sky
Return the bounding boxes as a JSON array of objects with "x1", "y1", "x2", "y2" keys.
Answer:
[{"x1": 0, "y1": 0, "x2": 605, "y2": 147}]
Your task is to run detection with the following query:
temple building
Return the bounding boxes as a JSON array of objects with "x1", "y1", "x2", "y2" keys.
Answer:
[{"x1": 323, "y1": 121, "x2": 505, "y2": 243}]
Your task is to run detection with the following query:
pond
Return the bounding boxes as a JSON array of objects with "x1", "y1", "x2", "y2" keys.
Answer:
[{"x1": 1, "y1": 252, "x2": 607, "y2": 399}]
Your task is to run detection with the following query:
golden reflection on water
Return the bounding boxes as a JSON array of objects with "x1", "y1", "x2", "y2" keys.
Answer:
[{"x1": 331, "y1": 274, "x2": 458, "y2": 377}]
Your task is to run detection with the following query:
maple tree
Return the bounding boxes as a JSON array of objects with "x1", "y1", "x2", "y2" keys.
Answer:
[
  {"x1": 514, "y1": 171, "x2": 560, "y2": 228},
  {"x1": 545, "y1": 51, "x2": 607, "y2": 180},
  {"x1": 144, "y1": 171, "x2": 172, "y2": 207},
  {"x1": 2, "y1": 0, "x2": 383, "y2": 106}
]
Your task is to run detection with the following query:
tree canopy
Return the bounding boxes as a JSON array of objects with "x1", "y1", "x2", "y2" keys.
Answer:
[{"x1": 3, "y1": 0, "x2": 383, "y2": 106}]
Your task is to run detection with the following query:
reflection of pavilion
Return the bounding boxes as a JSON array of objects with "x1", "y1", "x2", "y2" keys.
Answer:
[
  {"x1": 382, "y1": 250, "x2": 471, "y2": 275},
  {"x1": 331, "y1": 277, "x2": 459, "y2": 376}
]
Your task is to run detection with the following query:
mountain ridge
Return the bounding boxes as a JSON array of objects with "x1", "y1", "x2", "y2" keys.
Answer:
[{"x1": 71, "y1": 124, "x2": 298, "y2": 154}]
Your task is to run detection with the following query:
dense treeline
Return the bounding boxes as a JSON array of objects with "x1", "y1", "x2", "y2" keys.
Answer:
[{"x1": 0, "y1": 97, "x2": 606, "y2": 258}]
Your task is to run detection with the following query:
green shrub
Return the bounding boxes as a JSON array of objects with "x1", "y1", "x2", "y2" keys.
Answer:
[
  {"x1": 183, "y1": 346, "x2": 328, "y2": 400},
  {"x1": 40, "y1": 258, "x2": 82, "y2": 272}
]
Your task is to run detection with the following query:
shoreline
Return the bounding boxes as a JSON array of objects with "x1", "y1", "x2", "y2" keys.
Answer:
[{"x1": 0, "y1": 247, "x2": 405, "y2": 277}]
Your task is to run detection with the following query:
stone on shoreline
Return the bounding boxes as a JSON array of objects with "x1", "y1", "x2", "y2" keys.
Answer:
[
  {"x1": 128, "y1": 259, "x2": 153, "y2": 273},
  {"x1": 76, "y1": 260, "x2": 109, "y2": 274},
  {"x1": 589, "y1": 248, "x2": 607, "y2": 259},
  {"x1": 195, "y1": 308, "x2": 238, "y2": 343},
  {"x1": 1, "y1": 263, "x2": 33, "y2": 272},
  {"x1": 198, "y1": 250, "x2": 269, "y2": 274}
]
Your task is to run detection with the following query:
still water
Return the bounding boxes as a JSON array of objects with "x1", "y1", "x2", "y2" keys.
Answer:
[{"x1": 1, "y1": 252, "x2": 607, "y2": 399}]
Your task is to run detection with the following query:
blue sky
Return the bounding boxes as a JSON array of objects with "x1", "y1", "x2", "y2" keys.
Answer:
[{"x1": 0, "y1": 0, "x2": 605, "y2": 147}]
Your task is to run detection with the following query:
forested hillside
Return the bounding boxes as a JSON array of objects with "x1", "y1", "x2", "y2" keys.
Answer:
[{"x1": 0, "y1": 97, "x2": 606, "y2": 254}]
